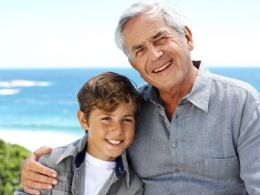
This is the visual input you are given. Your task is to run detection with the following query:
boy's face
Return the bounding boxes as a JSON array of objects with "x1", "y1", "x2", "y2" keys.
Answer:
[{"x1": 78, "y1": 102, "x2": 136, "y2": 161}]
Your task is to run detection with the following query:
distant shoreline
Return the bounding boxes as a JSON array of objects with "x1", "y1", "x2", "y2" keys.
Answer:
[{"x1": 0, "y1": 129, "x2": 83, "y2": 151}]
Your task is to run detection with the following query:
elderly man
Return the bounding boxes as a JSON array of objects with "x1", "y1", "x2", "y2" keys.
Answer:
[{"x1": 20, "y1": 1, "x2": 260, "y2": 194}]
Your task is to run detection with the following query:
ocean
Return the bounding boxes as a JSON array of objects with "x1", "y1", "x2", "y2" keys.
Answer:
[
  {"x1": 0, "y1": 67, "x2": 260, "y2": 150},
  {"x1": 0, "y1": 68, "x2": 146, "y2": 133}
]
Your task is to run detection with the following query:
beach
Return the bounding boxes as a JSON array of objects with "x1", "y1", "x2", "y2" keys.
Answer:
[{"x1": 0, "y1": 129, "x2": 83, "y2": 151}]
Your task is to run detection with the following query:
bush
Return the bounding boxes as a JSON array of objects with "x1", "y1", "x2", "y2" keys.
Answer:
[{"x1": 0, "y1": 139, "x2": 30, "y2": 195}]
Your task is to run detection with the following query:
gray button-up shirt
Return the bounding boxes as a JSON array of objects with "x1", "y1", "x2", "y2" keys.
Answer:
[
  {"x1": 16, "y1": 134, "x2": 143, "y2": 195},
  {"x1": 128, "y1": 64, "x2": 260, "y2": 195}
]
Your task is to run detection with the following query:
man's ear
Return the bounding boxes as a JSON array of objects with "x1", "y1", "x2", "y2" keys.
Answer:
[
  {"x1": 77, "y1": 111, "x2": 89, "y2": 130},
  {"x1": 184, "y1": 26, "x2": 194, "y2": 51}
]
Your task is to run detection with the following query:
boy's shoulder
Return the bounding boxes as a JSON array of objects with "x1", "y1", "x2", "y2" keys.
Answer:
[
  {"x1": 38, "y1": 135, "x2": 86, "y2": 169},
  {"x1": 38, "y1": 145, "x2": 70, "y2": 167}
]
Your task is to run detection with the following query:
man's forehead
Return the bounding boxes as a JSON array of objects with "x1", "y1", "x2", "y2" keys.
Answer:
[
  {"x1": 125, "y1": 26, "x2": 172, "y2": 52},
  {"x1": 124, "y1": 19, "x2": 168, "y2": 44},
  {"x1": 124, "y1": 14, "x2": 165, "y2": 34}
]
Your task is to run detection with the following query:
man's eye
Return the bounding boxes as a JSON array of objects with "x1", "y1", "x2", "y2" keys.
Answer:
[
  {"x1": 155, "y1": 37, "x2": 167, "y2": 45},
  {"x1": 136, "y1": 48, "x2": 145, "y2": 57}
]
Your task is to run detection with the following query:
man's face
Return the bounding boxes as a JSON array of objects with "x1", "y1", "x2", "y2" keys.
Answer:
[
  {"x1": 123, "y1": 13, "x2": 194, "y2": 92},
  {"x1": 80, "y1": 102, "x2": 136, "y2": 161}
]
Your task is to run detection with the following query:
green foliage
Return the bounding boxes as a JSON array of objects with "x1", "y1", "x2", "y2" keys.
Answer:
[{"x1": 0, "y1": 139, "x2": 30, "y2": 195}]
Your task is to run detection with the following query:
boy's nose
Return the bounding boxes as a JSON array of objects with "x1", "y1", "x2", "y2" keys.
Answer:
[{"x1": 110, "y1": 122, "x2": 123, "y2": 135}]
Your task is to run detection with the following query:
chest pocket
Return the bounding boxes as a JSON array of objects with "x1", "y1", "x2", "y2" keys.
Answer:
[{"x1": 204, "y1": 156, "x2": 240, "y2": 180}]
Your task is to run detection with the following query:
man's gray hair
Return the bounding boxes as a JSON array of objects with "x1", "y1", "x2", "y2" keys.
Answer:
[{"x1": 115, "y1": 0, "x2": 187, "y2": 58}]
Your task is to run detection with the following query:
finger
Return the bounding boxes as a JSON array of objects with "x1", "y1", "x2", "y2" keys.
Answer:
[
  {"x1": 33, "y1": 146, "x2": 53, "y2": 160},
  {"x1": 22, "y1": 177, "x2": 54, "y2": 191},
  {"x1": 23, "y1": 170, "x2": 58, "y2": 185},
  {"x1": 24, "y1": 185, "x2": 41, "y2": 195},
  {"x1": 30, "y1": 161, "x2": 57, "y2": 177},
  {"x1": 22, "y1": 156, "x2": 57, "y2": 178}
]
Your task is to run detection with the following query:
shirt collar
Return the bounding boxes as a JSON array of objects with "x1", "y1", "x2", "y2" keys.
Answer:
[
  {"x1": 148, "y1": 62, "x2": 212, "y2": 112},
  {"x1": 55, "y1": 134, "x2": 130, "y2": 187},
  {"x1": 56, "y1": 134, "x2": 88, "y2": 164},
  {"x1": 184, "y1": 64, "x2": 212, "y2": 112},
  {"x1": 116, "y1": 151, "x2": 130, "y2": 187}
]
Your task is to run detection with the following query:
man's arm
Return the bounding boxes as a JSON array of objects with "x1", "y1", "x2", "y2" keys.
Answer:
[
  {"x1": 238, "y1": 97, "x2": 260, "y2": 194},
  {"x1": 21, "y1": 146, "x2": 58, "y2": 195}
]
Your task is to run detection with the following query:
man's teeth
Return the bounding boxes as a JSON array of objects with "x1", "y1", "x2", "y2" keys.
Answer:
[
  {"x1": 153, "y1": 61, "x2": 171, "y2": 73},
  {"x1": 107, "y1": 139, "x2": 122, "y2": 145}
]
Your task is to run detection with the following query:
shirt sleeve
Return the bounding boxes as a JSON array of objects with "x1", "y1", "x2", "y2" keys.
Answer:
[{"x1": 238, "y1": 94, "x2": 260, "y2": 194}]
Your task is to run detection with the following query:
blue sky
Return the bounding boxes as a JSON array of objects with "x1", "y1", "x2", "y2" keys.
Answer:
[{"x1": 0, "y1": 0, "x2": 259, "y2": 68}]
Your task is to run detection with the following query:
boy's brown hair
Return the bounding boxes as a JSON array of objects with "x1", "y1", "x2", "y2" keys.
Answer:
[{"x1": 77, "y1": 72, "x2": 143, "y2": 122}]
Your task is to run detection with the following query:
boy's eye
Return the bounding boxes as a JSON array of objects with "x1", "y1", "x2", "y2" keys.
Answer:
[
  {"x1": 101, "y1": 117, "x2": 110, "y2": 121},
  {"x1": 122, "y1": 118, "x2": 134, "y2": 123}
]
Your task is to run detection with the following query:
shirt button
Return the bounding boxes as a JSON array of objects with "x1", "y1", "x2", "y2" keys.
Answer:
[{"x1": 172, "y1": 141, "x2": 178, "y2": 147}]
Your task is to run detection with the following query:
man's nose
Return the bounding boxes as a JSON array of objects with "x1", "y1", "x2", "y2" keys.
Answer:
[{"x1": 148, "y1": 45, "x2": 163, "y2": 61}]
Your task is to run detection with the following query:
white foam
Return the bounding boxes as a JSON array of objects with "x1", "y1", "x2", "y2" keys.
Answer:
[
  {"x1": 0, "y1": 129, "x2": 83, "y2": 151},
  {"x1": 0, "y1": 88, "x2": 20, "y2": 95},
  {"x1": 0, "y1": 79, "x2": 51, "y2": 88}
]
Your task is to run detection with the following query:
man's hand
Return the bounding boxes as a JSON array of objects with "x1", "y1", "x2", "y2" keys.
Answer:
[{"x1": 21, "y1": 146, "x2": 58, "y2": 195}]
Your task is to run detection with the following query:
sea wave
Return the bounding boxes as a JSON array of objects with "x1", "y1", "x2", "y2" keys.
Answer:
[
  {"x1": 0, "y1": 79, "x2": 51, "y2": 88},
  {"x1": 0, "y1": 88, "x2": 20, "y2": 95},
  {"x1": 0, "y1": 129, "x2": 83, "y2": 151}
]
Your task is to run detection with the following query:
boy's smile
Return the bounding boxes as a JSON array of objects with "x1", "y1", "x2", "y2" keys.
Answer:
[{"x1": 79, "y1": 102, "x2": 136, "y2": 161}]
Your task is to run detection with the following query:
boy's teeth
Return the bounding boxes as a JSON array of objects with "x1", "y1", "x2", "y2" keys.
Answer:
[{"x1": 107, "y1": 140, "x2": 121, "y2": 144}]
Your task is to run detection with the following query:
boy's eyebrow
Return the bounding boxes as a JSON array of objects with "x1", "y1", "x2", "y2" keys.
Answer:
[
  {"x1": 101, "y1": 113, "x2": 134, "y2": 117},
  {"x1": 122, "y1": 113, "x2": 136, "y2": 118},
  {"x1": 102, "y1": 113, "x2": 112, "y2": 115},
  {"x1": 102, "y1": 113, "x2": 135, "y2": 118},
  {"x1": 124, "y1": 114, "x2": 135, "y2": 117}
]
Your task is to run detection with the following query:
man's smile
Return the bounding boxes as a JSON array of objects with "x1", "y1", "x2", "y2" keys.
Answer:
[{"x1": 153, "y1": 60, "x2": 173, "y2": 73}]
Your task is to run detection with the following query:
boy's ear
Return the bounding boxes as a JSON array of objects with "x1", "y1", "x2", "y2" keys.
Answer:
[{"x1": 77, "y1": 111, "x2": 89, "y2": 129}]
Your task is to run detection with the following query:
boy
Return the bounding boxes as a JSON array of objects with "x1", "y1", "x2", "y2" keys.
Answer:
[{"x1": 16, "y1": 72, "x2": 144, "y2": 195}]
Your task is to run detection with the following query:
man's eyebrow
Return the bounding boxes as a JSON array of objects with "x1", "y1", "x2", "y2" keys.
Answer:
[
  {"x1": 151, "y1": 30, "x2": 167, "y2": 40},
  {"x1": 132, "y1": 44, "x2": 143, "y2": 52},
  {"x1": 131, "y1": 31, "x2": 168, "y2": 52}
]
